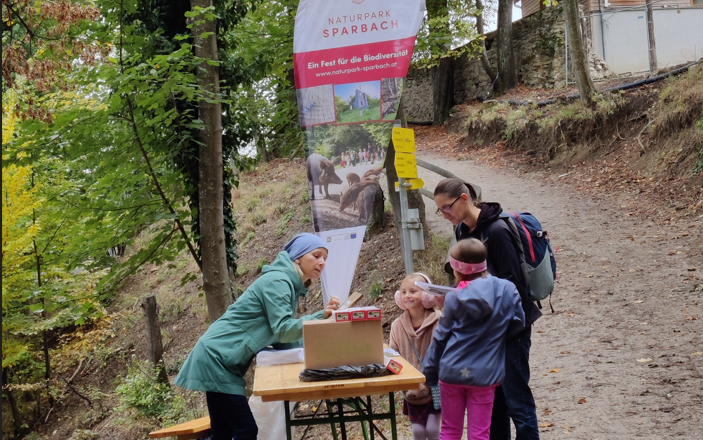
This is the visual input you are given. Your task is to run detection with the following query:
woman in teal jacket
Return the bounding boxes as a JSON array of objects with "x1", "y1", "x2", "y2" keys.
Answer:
[{"x1": 175, "y1": 233, "x2": 339, "y2": 440}]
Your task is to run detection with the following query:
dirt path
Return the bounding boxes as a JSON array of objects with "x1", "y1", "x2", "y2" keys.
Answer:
[{"x1": 415, "y1": 153, "x2": 703, "y2": 439}]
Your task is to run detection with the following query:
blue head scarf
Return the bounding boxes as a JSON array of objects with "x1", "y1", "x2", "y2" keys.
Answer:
[{"x1": 284, "y1": 233, "x2": 328, "y2": 261}]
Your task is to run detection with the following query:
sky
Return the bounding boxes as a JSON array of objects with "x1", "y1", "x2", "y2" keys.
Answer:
[
  {"x1": 334, "y1": 81, "x2": 381, "y2": 101},
  {"x1": 484, "y1": 4, "x2": 523, "y2": 32}
]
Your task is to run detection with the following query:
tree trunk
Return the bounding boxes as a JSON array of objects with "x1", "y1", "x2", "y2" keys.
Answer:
[
  {"x1": 432, "y1": 59, "x2": 455, "y2": 125},
  {"x1": 646, "y1": 0, "x2": 657, "y2": 73},
  {"x1": 564, "y1": 0, "x2": 596, "y2": 104},
  {"x1": 191, "y1": 0, "x2": 231, "y2": 322},
  {"x1": 3, "y1": 368, "x2": 23, "y2": 436},
  {"x1": 141, "y1": 295, "x2": 170, "y2": 384},
  {"x1": 427, "y1": 0, "x2": 454, "y2": 124},
  {"x1": 475, "y1": 0, "x2": 497, "y2": 82},
  {"x1": 496, "y1": 0, "x2": 516, "y2": 95}
]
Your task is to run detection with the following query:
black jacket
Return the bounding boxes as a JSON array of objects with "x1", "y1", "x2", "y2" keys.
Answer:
[{"x1": 450, "y1": 202, "x2": 542, "y2": 326}]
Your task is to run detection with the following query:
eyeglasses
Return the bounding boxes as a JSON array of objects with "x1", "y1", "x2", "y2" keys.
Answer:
[{"x1": 435, "y1": 196, "x2": 462, "y2": 216}]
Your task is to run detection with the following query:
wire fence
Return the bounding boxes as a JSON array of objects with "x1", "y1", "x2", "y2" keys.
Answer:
[{"x1": 567, "y1": 5, "x2": 703, "y2": 80}]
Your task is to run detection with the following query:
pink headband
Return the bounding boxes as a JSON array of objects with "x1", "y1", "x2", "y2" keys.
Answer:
[{"x1": 449, "y1": 256, "x2": 487, "y2": 275}]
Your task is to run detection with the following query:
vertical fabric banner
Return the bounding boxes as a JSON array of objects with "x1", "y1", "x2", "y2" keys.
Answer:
[{"x1": 294, "y1": 0, "x2": 425, "y2": 304}]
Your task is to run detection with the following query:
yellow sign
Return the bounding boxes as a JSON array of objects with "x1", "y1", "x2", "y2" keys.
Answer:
[
  {"x1": 392, "y1": 127, "x2": 415, "y2": 153},
  {"x1": 395, "y1": 152, "x2": 418, "y2": 178},
  {"x1": 394, "y1": 178, "x2": 425, "y2": 190}
]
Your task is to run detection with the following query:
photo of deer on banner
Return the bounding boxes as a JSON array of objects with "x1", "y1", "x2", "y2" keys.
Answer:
[{"x1": 294, "y1": 0, "x2": 425, "y2": 305}]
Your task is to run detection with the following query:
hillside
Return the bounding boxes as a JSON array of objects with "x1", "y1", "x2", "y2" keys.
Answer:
[{"x1": 21, "y1": 65, "x2": 702, "y2": 440}]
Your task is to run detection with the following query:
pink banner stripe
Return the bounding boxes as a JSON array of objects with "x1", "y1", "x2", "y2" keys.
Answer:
[{"x1": 294, "y1": 37, "x2": 416, "y2": 89}]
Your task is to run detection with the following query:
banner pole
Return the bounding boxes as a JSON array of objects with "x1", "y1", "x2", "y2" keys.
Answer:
[{"x1": 398, "y1": 177, "x2": 414, "y2": 275}]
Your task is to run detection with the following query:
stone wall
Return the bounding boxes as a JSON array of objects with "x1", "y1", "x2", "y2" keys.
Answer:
[{"x1": 404, "y1": 7, "x2": 568, "y2": 121}]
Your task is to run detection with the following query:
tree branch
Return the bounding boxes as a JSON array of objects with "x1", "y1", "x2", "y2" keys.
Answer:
[
  {"x1": 124, "y1": 97, "x2": 202, "y2": 269},
  {"x1": 62, "y1": 378, "x2": 92, "y2": 407}
]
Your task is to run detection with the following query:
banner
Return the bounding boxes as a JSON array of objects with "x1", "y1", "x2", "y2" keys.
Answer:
[{"x1": 294, "y1": 0, "x2": 425, "y2": 304}]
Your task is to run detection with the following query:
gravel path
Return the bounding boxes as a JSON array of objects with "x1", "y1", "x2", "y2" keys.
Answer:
[{"x1": 415, "y1": 153, "x2": 703, "y2": 440}]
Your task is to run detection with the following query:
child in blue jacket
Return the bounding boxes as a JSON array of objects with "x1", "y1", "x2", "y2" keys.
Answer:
[{"x1": 423, "y1": 238, "x2": 525, "y2": 440}]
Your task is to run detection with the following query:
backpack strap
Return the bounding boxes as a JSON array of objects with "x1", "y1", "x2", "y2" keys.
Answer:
[
  {"x1": 403, "y1": 328, "x2": 424, "y2": 369},
  {"x1": 497, "y1": 214, "x2": 544, "y2": 309},
  {"x1": 506, "y1": 212, "x2": 536, "y2": 263}
]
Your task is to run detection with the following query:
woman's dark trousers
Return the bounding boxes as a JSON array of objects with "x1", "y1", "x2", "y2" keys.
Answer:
[{"x1": 206, "y1": 392, "x2": 258, "y2": 440}]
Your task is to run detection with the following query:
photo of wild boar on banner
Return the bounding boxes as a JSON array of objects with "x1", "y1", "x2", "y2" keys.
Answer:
[{"x1": 294, "y1": 0, "x2": 425, "y2": 303}]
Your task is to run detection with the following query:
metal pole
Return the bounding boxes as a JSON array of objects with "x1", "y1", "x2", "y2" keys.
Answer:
[
  {"x1": 394, "y1": 119, "x2": 414, "y2": 275},
  {"x1": 398, "y1": 177, "x2": 414, "y2": 275}
]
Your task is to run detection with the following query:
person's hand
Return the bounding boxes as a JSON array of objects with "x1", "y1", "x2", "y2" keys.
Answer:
[{"x1": 324, "y1": 296, "x2": 340, "y2": 318}]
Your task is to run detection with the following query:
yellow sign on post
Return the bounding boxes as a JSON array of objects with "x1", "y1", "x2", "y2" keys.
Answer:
[
  {"x1": 395, "y1": 152, "x2": 418, "y2": 178},
  {"x1": 394, "y1": 178, "x2": 425, "y2": 190},
  {"x1": 392, "y1": 127, "x2": 415, "y2": 153}
]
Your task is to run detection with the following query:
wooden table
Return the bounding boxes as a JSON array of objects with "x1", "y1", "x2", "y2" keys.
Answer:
[{"x1": 253, "y1": 354, "x2": 425, "y2": 440}]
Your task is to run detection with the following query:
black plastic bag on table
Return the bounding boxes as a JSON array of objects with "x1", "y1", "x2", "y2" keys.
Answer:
[{"x1": 299, "y1": 364, "x2": 390, "y2": 382}]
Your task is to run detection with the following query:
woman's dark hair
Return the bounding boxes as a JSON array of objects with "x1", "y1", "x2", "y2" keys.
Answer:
[
  {"x1": 449, "y1": 238, "x2": 487, "y2": 282},
  {"x1": 434, "y1": 178, "x2": 480, "y2": 208}
]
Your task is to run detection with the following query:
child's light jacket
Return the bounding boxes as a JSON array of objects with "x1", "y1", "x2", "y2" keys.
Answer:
[{"x1": 423, "y1": 275, "x2": 525, "y2": 387}]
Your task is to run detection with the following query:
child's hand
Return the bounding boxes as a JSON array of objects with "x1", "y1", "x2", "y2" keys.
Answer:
[{"x1": 324, "y1": 296, "x2": 340, "y2": 318}]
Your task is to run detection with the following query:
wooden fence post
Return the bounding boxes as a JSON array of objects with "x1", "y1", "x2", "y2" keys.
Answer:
[{"x1": 141, "y1": 295, "x2": 170, "y2": 385}]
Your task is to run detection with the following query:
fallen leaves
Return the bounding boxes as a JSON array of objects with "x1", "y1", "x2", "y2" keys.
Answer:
[
  {"x1": 637, "y1": 358, "x2": 652, "y2": 363},
  {"x1": 539, "y1": 422, "x2": 556, "y2": 428},
  {"x1": 577, "y1": 398, "x2": 587, "y2": 404},
  {"x1": 549, "y1": 368, "x2": 561, "y2": 373}
]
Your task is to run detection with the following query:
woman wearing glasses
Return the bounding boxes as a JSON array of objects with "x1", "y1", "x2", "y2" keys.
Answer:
[
  {"x1": 433, "y1": 178, "x2": 541, "y2": 440},
  {"x1": 174, "y1": 233, "x2": 340, "y2": 440}
]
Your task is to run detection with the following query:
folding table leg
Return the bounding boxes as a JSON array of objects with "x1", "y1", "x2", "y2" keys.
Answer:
[
  {"x1": 326, "y1": 399, "x2": 339, "y2": 440},
  {"x1": 338, "y1": 398, "x2": 348, "y2": 440},
  {"x1": 389, "y1": 392, "x2": 397, "y2": 440},
  {"x1": 367, "y1": 396, "x2": 375, "y2": 440},
  {"x1": 284, "y1": 400, "x2": 293, "y2": 440}
]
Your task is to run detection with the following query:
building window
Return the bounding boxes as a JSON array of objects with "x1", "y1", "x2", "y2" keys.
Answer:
[{"x1": 693, "y1": 0, "x2": 703, "y2": 5}]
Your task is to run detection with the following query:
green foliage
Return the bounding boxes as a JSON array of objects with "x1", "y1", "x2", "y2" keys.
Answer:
[
  {"x1": 413, "y1": 0, "x2": 481, "y2": 68},
  {"x1": 255, "y1": 258, "x2": 269, "y2": 274},
  {"x1": 252, "y1": 213, "x2": 267, "y2": 225},
  {"x1": 240, "y1": 231, "x2": 256, "y2": 248},
  {"x1": 369, "y1": 282, "x2": 383, "y2": 300},
  {"x1": 275, "y1": 209, "x2": 296, "y2": 237},
  {"x1": 336, "y1": 105, "x2": 382, "y2": 124},
  {"x1": 246, "y1": 197, "x2": 261, "y2": 212},
  {"x1": 235, "y1": 264, "x2": 250, "y2": 277},
  {"x1": 694, "y1": 117, "x2": 703, "y2": 176},
  {"x1": 115, "y1": 360, "x2": 185, "y2": 424}
]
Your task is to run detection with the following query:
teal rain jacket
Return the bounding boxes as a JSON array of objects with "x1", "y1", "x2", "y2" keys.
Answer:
[{"x1": 174, "y1": 251, "x2": 325, "y2": 395}]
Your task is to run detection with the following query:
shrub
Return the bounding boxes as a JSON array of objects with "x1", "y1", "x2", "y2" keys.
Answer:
[
  {"x1": 369, "y1": 282, "x2": 383, "y2": 300},
  {"x1": 255, "y1": 258, "x2": 268, "y2": 273},
  {"x1": 245, "y1": 197, "x2": 260, "y2": 212},
  {"x1": 115, "y1": 360, "x2": 185, "y2": 423}
]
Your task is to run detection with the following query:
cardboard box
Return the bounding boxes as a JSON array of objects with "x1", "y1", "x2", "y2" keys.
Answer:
[{"x1": 303, "y1": 319, "x2": 384, "y2": 369}]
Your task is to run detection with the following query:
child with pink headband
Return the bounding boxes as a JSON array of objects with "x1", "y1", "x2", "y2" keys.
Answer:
[
  {"x1": 389, "y1": 273, "x2": 442, "y2": 440},
  {"x1": 423, "y1": 238, "x2": 525, "y2": 440}
]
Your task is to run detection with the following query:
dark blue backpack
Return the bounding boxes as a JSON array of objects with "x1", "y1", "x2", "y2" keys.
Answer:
[{"x1": 500, "y1": 212, "x2": 557, "y2": 306}]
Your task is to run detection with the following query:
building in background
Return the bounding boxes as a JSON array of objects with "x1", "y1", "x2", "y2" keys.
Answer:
[{"x1": 518, "y1": 0, "x2": 703, "y2": 74}]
